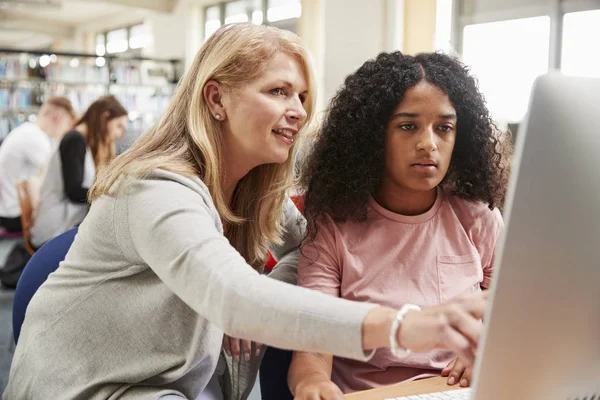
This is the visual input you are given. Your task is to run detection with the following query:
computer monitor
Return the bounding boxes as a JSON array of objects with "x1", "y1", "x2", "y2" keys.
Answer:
[{"x1": 470, "y1": 73, "x2": 600, "y2": 399}]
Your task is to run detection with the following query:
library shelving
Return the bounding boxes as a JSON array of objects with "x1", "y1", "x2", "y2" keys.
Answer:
[{"x1": 0, "y1": 48, "x2": 181, "y2": 149}]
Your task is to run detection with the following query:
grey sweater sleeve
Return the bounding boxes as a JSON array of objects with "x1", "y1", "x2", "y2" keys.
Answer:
[{"x1": 116, "y1": 177, "x2": 377, "y2": 361}]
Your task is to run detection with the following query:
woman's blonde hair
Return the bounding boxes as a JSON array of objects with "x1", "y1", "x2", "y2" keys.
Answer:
[{"x1": 89, "y1": 23, "x2": 316, "y2": 268}]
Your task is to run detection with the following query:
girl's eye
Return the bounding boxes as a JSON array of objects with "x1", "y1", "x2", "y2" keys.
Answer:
[
  {"x1": 271, "y1": 88, "x2": 285, "y2": 96},
  {"x1": 438, "y1": 125, "x2": 454, "y2": 132},
  {"x1": 399, "y1": 123, "x2": 415, "y2": 131}
]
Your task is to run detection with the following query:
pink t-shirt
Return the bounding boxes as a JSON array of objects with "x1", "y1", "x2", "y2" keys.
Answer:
[{"x1": 298, "y1": 189, "x2": 503, "y2": 393}]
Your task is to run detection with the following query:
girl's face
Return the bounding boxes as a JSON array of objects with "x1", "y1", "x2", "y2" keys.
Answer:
[
  {"x1": 219, "y1": 52, "x2": 309, "y2": 168},
  {"x1": 107, "y1": 115, "x2": 128, "y2": 141},
  {"x1": 382, "y1": 81, "x2": 457, "y2": 195}
]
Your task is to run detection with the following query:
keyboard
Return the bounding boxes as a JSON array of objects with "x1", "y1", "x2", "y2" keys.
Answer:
[{"x1": 385, "y1": 387, "x2": 472, "y2": 399}]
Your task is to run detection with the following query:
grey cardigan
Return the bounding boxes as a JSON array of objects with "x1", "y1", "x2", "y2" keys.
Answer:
[
  {"x1": 3, "y1": 170, "x2": 376, "y2": 400},
  {"x1": 30, "y1": 137, "x2": 96, "y2": 247}
]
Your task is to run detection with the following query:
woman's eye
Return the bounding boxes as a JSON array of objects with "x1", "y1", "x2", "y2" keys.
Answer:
[
  {"x1": 399, "y1": 124, "x2": 415, "y2": 131},
  {"x1": 438, "y1": 125, "x2": 453, "y2": 132},
  {"x1": 271, "y1": 88, "x2": 285, "y2": 96}
]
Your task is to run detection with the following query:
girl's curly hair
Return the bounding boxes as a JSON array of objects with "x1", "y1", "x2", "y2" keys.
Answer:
[{"x1": 300, "y1": 51, "x2": 511, "y2": 242}]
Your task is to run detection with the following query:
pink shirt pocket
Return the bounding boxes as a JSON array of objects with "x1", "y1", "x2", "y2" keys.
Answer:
[{"x1": 436, "y1": 253, "x2": 483, "y2": 303}]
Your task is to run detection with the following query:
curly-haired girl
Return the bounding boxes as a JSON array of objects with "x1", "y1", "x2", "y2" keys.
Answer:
[{"x1": 288, "y1": 51, "x2": 510, "y2": 398}]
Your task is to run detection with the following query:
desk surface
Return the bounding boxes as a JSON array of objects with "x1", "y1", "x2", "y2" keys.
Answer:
[{"x1": 345, "y1": 377, "x2": 461, "y2": 400}]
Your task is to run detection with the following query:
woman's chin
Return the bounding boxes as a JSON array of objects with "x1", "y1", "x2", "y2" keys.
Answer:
[{"x1": 266, "y1": 150, "x2": 291, "y2": 165}]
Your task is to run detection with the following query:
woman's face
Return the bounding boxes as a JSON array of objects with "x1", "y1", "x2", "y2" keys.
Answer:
[
  {"x1": 107, "y1": 115, "x2": 128, "y2": 141},
  {"x1": 382, "y1": 81, "x2": 457, "y2": 194},
  {"x1": 220, "y1": 52, "x2": 309, "y2": 168}
]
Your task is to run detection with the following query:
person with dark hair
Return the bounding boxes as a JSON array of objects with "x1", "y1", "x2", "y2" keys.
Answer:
[
  {"x1": 288, "y1": 51, "x2": 511, "y2": 399},
  {"x1": 30, "y1": 95, "x2": 127, "y2": 248}
]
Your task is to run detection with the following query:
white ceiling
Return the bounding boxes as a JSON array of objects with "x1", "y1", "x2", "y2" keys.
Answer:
[
  {"x1": 0, "y1": 0, "x2": 176, "y2": 50},
  {"x1": 2, "y1": 1, "x2": 125, "y2": 23}
]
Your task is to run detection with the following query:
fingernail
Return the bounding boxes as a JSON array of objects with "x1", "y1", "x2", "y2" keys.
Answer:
[
  {"x1": 255, "y1": 349, "x2": 261, "y2": 356},
  {"x1": 448, "y1": 377, "x2": 455, "y2": 385},
  {"x1": 226, "y1": 350, "x2": 232, "y2": 357},
  {"x1": 460, "y1": 379, "x2": 468, "y2": 387},
  {"x1": 245, "y1": 353, "x2": 250, "y2": 361},
  {"x1": 234, "y1": 355, "x2": 239, "y2": 362}
]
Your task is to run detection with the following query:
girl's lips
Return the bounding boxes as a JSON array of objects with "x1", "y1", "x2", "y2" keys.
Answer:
[{"x1": 410, "y1": 164, "x2": 437, "y2": 174}]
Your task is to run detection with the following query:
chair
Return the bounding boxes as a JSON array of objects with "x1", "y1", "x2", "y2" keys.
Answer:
[
  {"x1": 12, "y1": 227, "x2": 78, "y2": 344},
  {"x1": 15, "y1": 177, "x2": 41, "y2": 255},
  {"x1": 0, "y1": 227, "x2": 22, "y2": 239}
]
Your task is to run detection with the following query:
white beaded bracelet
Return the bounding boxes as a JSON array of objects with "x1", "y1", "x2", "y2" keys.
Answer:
[{"x1": 389, "y1": 304, "x2": 422, "y2": 357}]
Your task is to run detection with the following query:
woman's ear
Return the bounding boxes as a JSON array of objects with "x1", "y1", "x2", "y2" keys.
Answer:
[
  {"x1": 203, "y1": 80, "x2": 226, "y2": 121},
  {"x1": 101, "y1": 111, "x2": 111, "y2": 122}
]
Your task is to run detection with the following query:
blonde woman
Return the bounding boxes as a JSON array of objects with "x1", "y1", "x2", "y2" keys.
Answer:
[{"x1": 3, "y1": 24, "x2": 488, "y2": 400}]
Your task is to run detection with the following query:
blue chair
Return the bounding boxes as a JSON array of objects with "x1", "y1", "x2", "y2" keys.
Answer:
[
  {"x1": 260, "y1": 346, "x2": 294, "y2": 400},
  {"x1": 12, "y1": 227, "x2": 78, "y2": 344}
]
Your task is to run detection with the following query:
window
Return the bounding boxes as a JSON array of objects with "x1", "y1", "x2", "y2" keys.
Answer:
[
  {"x1": 462, "y1": 16, "x2": 550, "y2": 123},
  {"x1": 435, "y1": 0, "x2": 453, "y2": 53},
  {"x1": 129, "y1": 24, "x2": 152, "y2": 50},
  {"x1": 252, "y1": 9, "x2": 264, "y2": 25},
  {"x1": 205, "y1": 5, "x2": 222, "y2": 39},
  {"x1": 97, "y1": 24, "x2": 154, "y2": 56},
  {"x1": 106, "y1": 28, "x2": 128, "y2": 54},
  {"x1": 96, "y1": 34, "x2": 106, "y2": 56},
  {"x1": 455, "y1": 2, "x2": 600, "y2": 123},
  {"x1": 267, "y1": 0, "x2": 301, "y2": 23},
  {"x1": 561, "y1": 9, "x2": 600, "y2": 79},
  {"x1": 225, "y1": 1, "x2": 250, "y2": 24},
  {"x1": 203, "y1": 0, "x2": 301, "y2": 42}
]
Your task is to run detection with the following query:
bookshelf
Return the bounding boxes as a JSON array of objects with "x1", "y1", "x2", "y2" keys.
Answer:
[{"x1": 0, "y1": 48, "x2": 181, "y2": 150}]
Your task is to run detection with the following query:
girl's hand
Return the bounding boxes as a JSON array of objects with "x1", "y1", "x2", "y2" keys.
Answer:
[
  {"x1": 293, "y1": 374, "x2": 344, "y2": 400},
  {"x1": 441, "y1": 357, "x2": 473, "y2": 387}
]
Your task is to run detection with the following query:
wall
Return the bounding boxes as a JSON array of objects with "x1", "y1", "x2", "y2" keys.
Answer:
[
  {"x1": 143, "y1": 0, "x2": 190, "y2": 60},
  {"x1": 323, "y1": 0, "x2": 385, "y2": 101},
  {"x1": 403, "y1": 0, "x2": 437, "y2": 54},
  {"x1": 298, "y1": 0, "x2": 405, "y2": 106},
  {"x1": 297, "y1": 0, "x2": 325, "y2": 110}
]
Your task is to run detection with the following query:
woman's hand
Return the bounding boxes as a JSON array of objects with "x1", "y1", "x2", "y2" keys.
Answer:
[
  {"x1": 441, "y1": 357, "x2": 473, "y2": 387},
  {"x1": 397, "y1": 291, "x2": 488, "y2": 365},
  {"x1": 293, "y1": 374, "x2": 344, "y2": 400},
  {"x1": 222, "y1": 335, "x2": 262, "y2": 362}
]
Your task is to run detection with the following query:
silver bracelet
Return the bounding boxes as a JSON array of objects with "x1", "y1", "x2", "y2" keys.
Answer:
[{"x1": 389, "y1": 304, "x2": 422, "y2": 357}]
